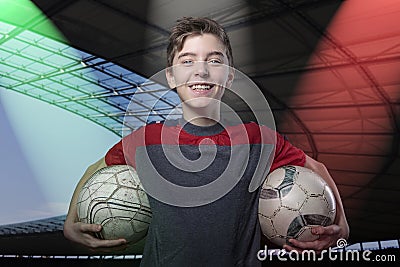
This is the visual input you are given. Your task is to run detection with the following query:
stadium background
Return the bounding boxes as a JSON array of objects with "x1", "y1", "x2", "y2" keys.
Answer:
[{"x1": 0, "y1": 0, "x2": 399, "y2": 266}]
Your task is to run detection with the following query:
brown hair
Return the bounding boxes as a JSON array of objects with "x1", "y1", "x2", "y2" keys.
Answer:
[{"x1": 167, "y1": 17, "x2": 234, "y2": 67}]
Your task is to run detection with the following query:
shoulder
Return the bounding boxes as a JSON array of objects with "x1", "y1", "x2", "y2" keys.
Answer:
[
  {"x1": 130, "y1": 120, "x2": 166, "y2": 135},
  {"x1": 224, "y1": 121, "x2": 276, "y2": 144},
  {"x1": 128, "y1": 120, "x2": 181, "y2": 145},
  {"x1": 143, "y1": 120, "x2": 165, "y2": 129}
]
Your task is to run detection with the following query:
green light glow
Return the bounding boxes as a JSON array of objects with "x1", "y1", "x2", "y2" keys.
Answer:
[
  {"x1": 0, "y1": 0, "x2": 179, "y2": 136},
  {"x1": 0, "y1": 0, "x2": 122, "y2": 224},
  {"x1": 0, "y1": 0, "x2": 66, "y2": 42},
  {"x1": 0, "y1": 0, "x2": 147, "y2": 136}
]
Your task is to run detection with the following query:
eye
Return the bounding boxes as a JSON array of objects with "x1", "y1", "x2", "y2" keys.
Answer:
[
  {"x1": 182, "y1": 59, "x2": 194, "y2": 65},
  {"x1": 208, "y1": 59, "x2": 222, "y2": 64}
]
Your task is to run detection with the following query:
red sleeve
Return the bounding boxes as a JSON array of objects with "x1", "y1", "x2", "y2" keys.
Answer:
[
  {"x1": 105, "y1": 129, "x2": 141, "y2": 167},
  {"x1": 105, "y1": 140, "x2": 127, "y2": 166},
  {"x1": 270, "y1": 132, "x2": 306, "y2": 172}
]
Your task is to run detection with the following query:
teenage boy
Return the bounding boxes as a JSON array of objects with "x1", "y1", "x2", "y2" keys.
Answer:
[{"x1": 64, "y1": 17, "x2": 349, "y2": 266}]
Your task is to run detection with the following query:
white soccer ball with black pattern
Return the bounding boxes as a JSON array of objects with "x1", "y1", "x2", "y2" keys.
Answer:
[
  {"x1": 77, "y1": 165, "x2": 152, "y2": 244},
  {"x1": 258, "y1": 165, "x2": 336, "y2": 247}
]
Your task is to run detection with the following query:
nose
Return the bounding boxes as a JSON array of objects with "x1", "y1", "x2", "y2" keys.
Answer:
[{"x1": 194, "y1": 61, "x2": 209, "y2": 78}]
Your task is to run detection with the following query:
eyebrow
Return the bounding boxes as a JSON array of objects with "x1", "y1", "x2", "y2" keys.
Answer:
[{"x1": 177, "y1": 51, "x2": 225, "y2": 59}]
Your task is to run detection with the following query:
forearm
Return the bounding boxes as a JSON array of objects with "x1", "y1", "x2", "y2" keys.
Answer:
[
  {"x1": 65, "y1": 157, "x2": 107, "y2": 224},
  {"x1": 304, "y1": 155, "x2": 349, "y2": 239}
]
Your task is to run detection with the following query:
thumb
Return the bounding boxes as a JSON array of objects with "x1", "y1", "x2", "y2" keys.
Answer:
[
  {"x1": 80, "y1": 223, "x2": 102, "y2": 233},
  {"x1": 311, "y1": 226, "x2": 324, "y2": 235}
]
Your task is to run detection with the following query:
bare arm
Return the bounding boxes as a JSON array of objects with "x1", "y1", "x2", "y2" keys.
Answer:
[
  {"x1": 63, "y1": 157, "x2": 127, "y2": 250},
  {"x1": 65, "y1": 157, "x2": 107, "y2": 223},
  {"x1": 284, "y1": 155, "x2": 350, "y2": 252},
  {"x1": 304, "y1": 155, "x2": 349, "y2": 238}
]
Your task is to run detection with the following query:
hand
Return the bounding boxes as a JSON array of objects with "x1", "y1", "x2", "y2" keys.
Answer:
[
  {"x1": 283, "y1": 224, "x2": 344, "y2": 254},
  {"x1": 63, "y1": 220, "x2": 127, "y2": 252}
]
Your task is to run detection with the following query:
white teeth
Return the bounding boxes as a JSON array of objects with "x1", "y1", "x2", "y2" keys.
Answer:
[{"x1": 191, "y1": 84, "x2": 211, "y2": 90}]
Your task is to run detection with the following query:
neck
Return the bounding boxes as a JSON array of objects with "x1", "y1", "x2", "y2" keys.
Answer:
[{"x1": 182, "y1": 105, "x2": 220, "y2": 126}]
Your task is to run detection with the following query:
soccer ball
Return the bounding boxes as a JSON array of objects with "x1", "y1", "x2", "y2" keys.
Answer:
[
  {"x1": 77, "y1": 165, "x2": 152, "y2": 244},
  {"x1": 258, "y1": 165, "x2": 336, "y2": 247}
]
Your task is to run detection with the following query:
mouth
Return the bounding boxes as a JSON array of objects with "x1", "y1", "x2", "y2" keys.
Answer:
[{"x1": 188, "y1": 82, "x2": 216, "y2": 91}]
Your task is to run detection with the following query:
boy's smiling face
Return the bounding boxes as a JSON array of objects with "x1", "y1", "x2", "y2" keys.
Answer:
[{"x1": 167, "y1": 33, "x2": 233, "y2": 110}]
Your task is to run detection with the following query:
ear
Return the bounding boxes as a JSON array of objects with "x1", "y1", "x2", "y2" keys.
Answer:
[
  {"x1": 225, "y1": 67, "x2": 235, "y2": 89},
  {"x1": 165, "y1": 68, "x2": 176, "y2": 89}
]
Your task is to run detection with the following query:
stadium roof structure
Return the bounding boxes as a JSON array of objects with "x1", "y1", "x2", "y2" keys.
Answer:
[
  {"x1": 0, "y1": 0, "x2": 399, "y2": 256},
  {"x1": 0, "y1": 215, "x2": 65, "y2": 236},
  {"x1": 0, "y1": 215, "x2": 145, "y2": 256},
  {"x1": 0, "y1": 13, "x2": 180, "y2": 136}
]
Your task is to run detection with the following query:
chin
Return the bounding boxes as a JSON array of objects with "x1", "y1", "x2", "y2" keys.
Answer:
[{"x1": 183, "y1": 96, "x2": 221, "y2": 109}]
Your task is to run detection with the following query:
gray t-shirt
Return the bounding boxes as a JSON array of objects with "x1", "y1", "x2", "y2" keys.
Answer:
[{"x1": 139, "y1": 120, "x2": 262, "y2": 266}]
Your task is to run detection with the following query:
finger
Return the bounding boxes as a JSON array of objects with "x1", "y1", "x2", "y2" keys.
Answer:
[
  {"x1": 311, "y1": 225, "x2": 324, "y2": 235},
  {"x1": 85, "y1": 236, "x2": 127, "y2": 249},
  {"x1": 288, "y1": 238, "x2": 325, "y2": 251},
  {"x1": 99, "y1": 238, "x2": 127, "y2": 248},
  {"x1": 288, "y1": 238, "x2": 314, "y2": 249},
  {"x1": 283, "y1": 244, "x2": 303, "y2": 253},
  {"x1": 312, "y1": 225, "x2": 340, "y2": 236}
]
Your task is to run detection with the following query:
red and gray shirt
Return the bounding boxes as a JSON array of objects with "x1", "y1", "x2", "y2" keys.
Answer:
[{"x1": 105, "y1": 118, "x2": 305, "y2": 267}]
